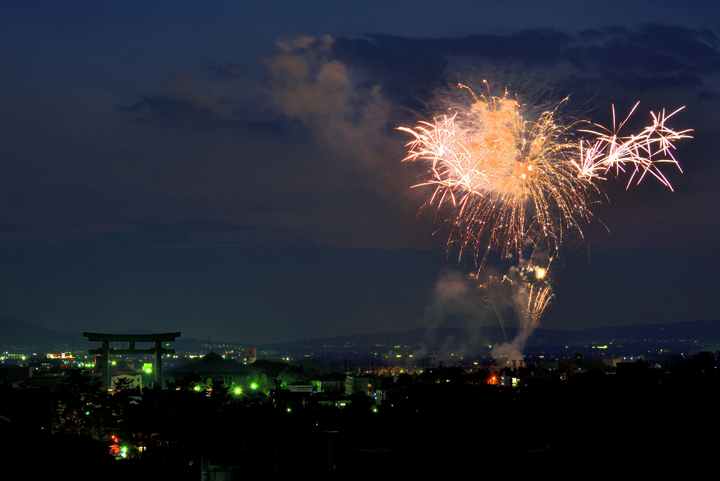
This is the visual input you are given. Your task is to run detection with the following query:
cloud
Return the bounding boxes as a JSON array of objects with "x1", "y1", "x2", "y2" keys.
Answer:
[
  {"x1": 266, "y1": 35, "x2": 389, "y2": 133},
  {"x1": 333, "y1": 25, "x2": 720, "y2": 108},
  {"x1": 262, "y1": 35, "x2": 437, "y2": 248}
]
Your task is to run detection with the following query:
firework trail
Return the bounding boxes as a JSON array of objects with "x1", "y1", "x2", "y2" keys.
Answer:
[
  {"x1": 398, "y1": 81, "x2": 692, "y2": 267},
  {"x1": 479, "y1": 275, "x2": 514, "y2": 342},
  {"x1": 474, "y1": 259, "x2": 553, "y2": 348},
  {"x1": 399, "y1": 83, "x2": 690, "y2": 362}
]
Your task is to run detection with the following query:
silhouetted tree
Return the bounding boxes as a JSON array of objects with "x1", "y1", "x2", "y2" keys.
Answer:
[
  {"x1": 209, "y1": 379, "x2": 231, "y2": 409},
  {"x1": 245, "y1": 371, "x2": 270, "y2": 395},
  {"x1": 55, "y1": 369, "x2": 108, "y2": 438},
  {"x1": 165, "y1": 372, "x2": 206, "y2": 391},
  {"x1": 692, "y1": 351, "x2": 717, "y2": 373},
  {"x1": 278, "y1": 365, "x2": 320, "y2": 388}
]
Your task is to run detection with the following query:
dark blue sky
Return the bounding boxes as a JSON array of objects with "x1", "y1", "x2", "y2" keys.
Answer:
[{"x1": 1, "y1": 2, "x2": 718, "y2": 343}]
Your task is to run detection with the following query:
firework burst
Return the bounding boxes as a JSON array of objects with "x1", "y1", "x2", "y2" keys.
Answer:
[{"x1": 399, "y1": 82, "x2": 692, "y2": 267}]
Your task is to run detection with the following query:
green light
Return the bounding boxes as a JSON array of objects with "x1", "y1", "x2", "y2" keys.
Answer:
[
  {"x1": 234, "y1": 387, "x2": 241, "y2": 395},
  {"x1": 250, "y1": 383, "x2": 258, "y2": 390}
]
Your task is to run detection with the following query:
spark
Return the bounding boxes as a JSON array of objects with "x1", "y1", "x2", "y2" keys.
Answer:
[
  {"x1": 399, "y1": 82, "x2": 692, "y2": 267},
  {"x1": 575, "y1": 104, "x2": 692, "y2": 191},
  {"x1": 521, "y1": 283, "x2": 553, "y2": 331}
]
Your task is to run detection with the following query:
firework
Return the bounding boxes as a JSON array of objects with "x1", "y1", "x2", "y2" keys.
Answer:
[
  {"x1": 477, "y1": 276, "x2": 553, "y2": 342},
  {"x1": 399, "y1": 82, "x2": 692, "y2": 266},
  {"x1": 521, "y1": 283, "x2": 553, "y2": 331},
  {"x1": 574, "y1": 103, "x2": 691, "y2": 190},
  {"x1": 474, "y1": 257, "x2": 553, "y2": 343}
]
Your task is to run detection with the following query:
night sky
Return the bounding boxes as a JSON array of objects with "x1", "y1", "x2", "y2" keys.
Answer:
[{"x1": 1, "y1": 2, "x2": 719, "y2": 344}]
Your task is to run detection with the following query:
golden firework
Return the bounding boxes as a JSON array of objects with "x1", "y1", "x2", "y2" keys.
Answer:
[{"x1": 399, "y1": 82, "x2": 691, "y2": 267}]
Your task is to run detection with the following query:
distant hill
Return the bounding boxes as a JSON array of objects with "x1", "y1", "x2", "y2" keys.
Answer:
[
  {"x1": 0, "y1": 318, "x2": 229, "y2": 354},
  {"x1": 263, "y1": 326, "x2": 509, "y2": 352},
  {"x1": 0, "y1": 317, "x2": 89, "y2": 351},
  {"x1": 0, "y1": 318, "x2": 192, "y2": 352},
  {"x1": 3, "y1": 316, "x2": 720, "y2": 355},
  {"x1": 261, "y1": 320, "x2": 720, "y2": 353},
  {"x1": 531, "y1": 320, "x2": 720, "y2": 346}
]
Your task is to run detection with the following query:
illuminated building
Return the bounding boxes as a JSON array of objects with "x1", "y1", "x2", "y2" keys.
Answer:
[{"x1": 345, "y1": 375, "x2": 382, "y2": 395}]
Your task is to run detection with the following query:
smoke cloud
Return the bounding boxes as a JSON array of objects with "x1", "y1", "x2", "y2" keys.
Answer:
[
  {"x1": 263, "y1": 35, "x2": 435, "y2": 249},
  {"x1": 266, "y1": 36, "x2": 398, "y2": 177},
  {"x1": 413, "y1": 270, "x2": 490, "y2": 361}
]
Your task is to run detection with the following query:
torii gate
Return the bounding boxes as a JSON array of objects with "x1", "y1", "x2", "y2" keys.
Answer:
[{"x1": 83, "y1": 332, "x2": 181, "y2": 391}]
